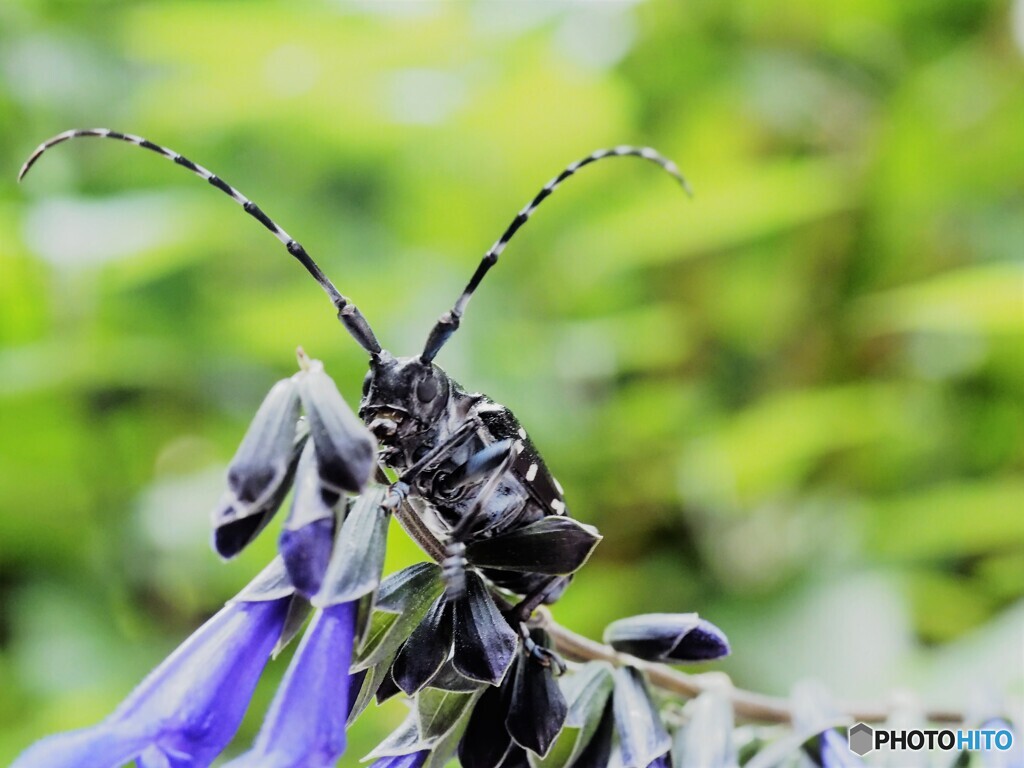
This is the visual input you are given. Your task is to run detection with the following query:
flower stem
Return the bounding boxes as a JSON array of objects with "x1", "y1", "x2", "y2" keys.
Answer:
[{"x1": 533, "y1": 607, "x2": 964, "y2": 725}]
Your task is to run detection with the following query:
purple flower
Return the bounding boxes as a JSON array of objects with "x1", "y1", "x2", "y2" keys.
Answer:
[
  {"x1": 12, "y1": 596, "x2": 291, "y2": 768},
  {"x1": 370, "y1": 751, "x2": 430, "y2": 768},
  {"x1": 603, "y1": 613, "x2": 730, "y2": 663},
  {"x1": 821, "y1": 729, "x2": 864, "y2": 768},
  {"x1": 224, "y1": 601, "x2": 358, "y2": 768},
  {"x1": 279, "y1": 440, "x2": 339, "y2": 598}
]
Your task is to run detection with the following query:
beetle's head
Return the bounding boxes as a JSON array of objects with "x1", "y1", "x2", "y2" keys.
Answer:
[{"x1": 359, "y1": 351, "x2": 451, "y2": 454}]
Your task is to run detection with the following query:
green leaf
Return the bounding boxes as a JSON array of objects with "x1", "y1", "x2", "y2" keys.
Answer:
[
  {"x1": 852, "y1": 263, "x2": 1024, "y2": 336},
  {"x1": 363, "y1": 692, "x2": 482, "y2": 768},
  {"x1": 613, "y1": 666, "x2": 670, "y2": 768},
  {"x1": 528, "y1": 726, "x2": 581, "y2": 768},
  {"x1": 353, "y1": 563, "x2": 443, "y2": 671},
  {"x1": 271, "y1": 596, "x2": 312, "y2": 659},
  {"x1": 672, "y1": 690, "x2": 737, "y2": 768},
  {"x1": 530, "y1": 662, "x2": 615, "y2": 768},
  {"x1": 867, "y1": 480, "x2": 1024, "y2": 560},
  {"x1": 313, "y1": 485, "x2": 389, "y2": 606},
  {"x1": 426, "y1": 661, "x2": 485, "y2": 693},
  {"x1": 565, "y1": 662, "x2": 615, "y2": 753},
  {"x1": 362, "y1": 711, "x2": 423, "y2": 761},
  {"x1": 347, "y1": 655, "x2": 396, "y2": 725},
  {"x1": 417, "y1": 687, "x2": 477, "y2": 742},
  {"x1": 352, "y1": 589, "x2": 376, "y2": 651},
  {"x1": 422, "y1": 688, "x2": 484, "y2": 768},
  {"x1": 356, "y1": 610, "x2": 398, "y2": 664},
  {"x1": 376, "y1": 562, "x2": 444, "y2": 613}
]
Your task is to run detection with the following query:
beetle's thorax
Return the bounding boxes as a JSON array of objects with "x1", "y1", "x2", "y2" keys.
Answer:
[{"x1": 358, "y1": 351, "x2": 469, "y2": 471}]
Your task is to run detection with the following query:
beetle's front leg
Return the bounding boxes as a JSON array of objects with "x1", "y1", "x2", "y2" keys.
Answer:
[
  {"x1": 439, "y1": 439, "x2": 521, "y2": 601},
  {"x1": 447, "y1": 439, "x2": 519, "y2": 541},
  {"x1": 381, "y1": 420, "x2": 481, "y2": 510}
]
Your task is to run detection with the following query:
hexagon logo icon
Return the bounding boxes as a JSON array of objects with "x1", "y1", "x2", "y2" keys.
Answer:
[{"x1": 848, "y1": 722, "x2": 874, "y2": 756}]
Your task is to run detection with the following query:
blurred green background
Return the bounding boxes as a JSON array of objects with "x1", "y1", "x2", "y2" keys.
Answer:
[{"x1": 1, "y1": 0, "x2": 1022, "y2": 763}]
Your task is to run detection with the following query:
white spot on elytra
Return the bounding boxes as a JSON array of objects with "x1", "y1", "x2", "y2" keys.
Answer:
[
  {"x1": 551, "y1": 499, "x2": 565, "y2": 514},
  {"x1": 526, "y1": 464, "x2": 538, "y2": 482}
]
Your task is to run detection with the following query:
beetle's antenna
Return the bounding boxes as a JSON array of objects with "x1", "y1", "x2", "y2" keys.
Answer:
[
  {"x1": 20, "y1": 129, "x2": 383, "y2": 357},
  {"x1": 420, "y1": 146, "x2": 689, "y2": 363}
]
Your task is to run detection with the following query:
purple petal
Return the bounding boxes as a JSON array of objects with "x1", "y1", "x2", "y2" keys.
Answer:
[
  {"x1": 370, "y1": 751, "x2": 430, "y2": 768},
  {"x1": 11, "y1": 725, "x2": 146, "y2": 768},
  {"x1": 604, "y1": 613, "x2": 730, "y2": 664},
  {"x1": 822, "y1": 729, "x2": 864, "y2": 768},
  {"x1": 226, "y1": 602, "x2": 357, "y2": 768},
  {"x1": 280, "y1": 517, "x2": 336, "y2": 598},
  {"x1": 279, "y1": 440, "x2": 338, "y2": 598},
  {"x1": 120, "y1": 600, "x2": 289, "y2": 763},
  {"x1": 669, "y1": 619, "x2": 730, "y2": 662},
  {"x1": 136, "y1": 745, "x2": 197, "y2": 768},
  {"x1": 13, "y1": 598, "x2": 290, "y2": 768}
]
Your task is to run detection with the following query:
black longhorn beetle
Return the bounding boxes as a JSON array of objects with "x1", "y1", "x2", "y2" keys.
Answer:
[{"x1": 19, "y1": 129, "x2": 688, "y2": 625}]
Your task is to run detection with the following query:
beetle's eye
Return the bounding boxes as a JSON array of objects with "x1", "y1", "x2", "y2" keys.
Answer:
[
  {"x1": 362, "y1": 370, "x2": 373, "y2": 397},
  {"x1": 416, "y1": 375, "x2": 439, "y2": 403}
]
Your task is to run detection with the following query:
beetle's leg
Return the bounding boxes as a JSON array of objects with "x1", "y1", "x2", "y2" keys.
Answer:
[
  {"x1": 441, "y1": 540, "x2": 468, "y2": 602},
  {"x1": 440, "y1": 438, "x2": 513, "y2": 492},
  {"x1": 440, "y1": 441, "x2": 521, "y2": 602},
  {"x1": 400, "y1": 420, "x2": 480, "y2": 484},
  {"x1": 448, "y1": 441, "x2": 521, "y2": 542},
  {"x1": 382, "y1": 421, "x2": 485, "y2": 577},
  {"x1": 381, "y1": 420, "x2": 481, "y2": 510},
  {"x1": 511, "y1": 576, "x2": 570, "y2": 623},
  {"x1": 517, "y1": 620, "x2": 567, "y2": 675}
]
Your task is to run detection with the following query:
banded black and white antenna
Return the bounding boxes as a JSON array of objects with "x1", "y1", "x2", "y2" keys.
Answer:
[
  {"x1": 420, "y1": 145, "x2": 690, "y2": 364},
  {"x1": 19, "y1": 128, "x2": 383, "y2": 357}
]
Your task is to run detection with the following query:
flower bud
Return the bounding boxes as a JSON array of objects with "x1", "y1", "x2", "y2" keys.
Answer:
[
  {"x1": 212, "y1": 378, "x2": 303, "y2": 558},
  {"x1": 603, "y1": 613, "x2": 729, "y2": 663},
  {"x1": 298, "y1": 357, "x2": 377, "y2": 494},
  {"x1": 314, "y1": 486, "x2": 390, "y2": 607},
  {"x1": 228, "y1": 377, "x2": 301, "y2": 505},
  {"x1": 279, "y1": 440, "x2": 339, "y2": 598}
]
